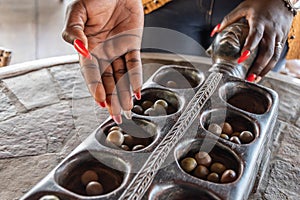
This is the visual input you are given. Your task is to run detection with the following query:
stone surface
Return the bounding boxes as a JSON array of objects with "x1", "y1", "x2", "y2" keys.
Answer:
[
  {"x1": 3, "y1": 69, "x2": 60, "y2": 110},
  {"x1": 261, "y1": 79, "x2": 300, "y2": 123},
  {"x1": 0, "y1": 102, "x2": 75, "y2": 158},
  {"x1": 0, "y1": 84, "x2": 17, "y2": 121},
  {"x1": 49, "y1": 64, "x2": 90, "y2": 99},
  {"x1": 276, "y1": 124, "x2": 300, "y2": 166},
  {"x1": 263, "y1": 160, "x2": 300, "y2": 200},
  {"x1": 71, "y1": 97, "x2": 109, "y2": 137},
  {"x1": 0, "y1": 154, "x2": 60, "y2": 200},
  {"x1": 58, "y1": 97, "x2": 109, "y2": 158}
]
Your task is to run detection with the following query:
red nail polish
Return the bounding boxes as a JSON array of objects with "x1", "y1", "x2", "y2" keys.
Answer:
[
  {"x1": 112, "y1": 115, "x2": 122, "y2": 124},
  {"x1": 135, "y1": 91, "x2": 141, "y2": 100},
  {"x1": 97, "y1": 101, "x2": 106, "y2": 108},
  {"x1": 73, "y1": 39, "x2": 92, "y2": 59},
  {"x1": 246, "y1": 73, "x2": 257, "y2": 82},
  {"x1": 237, "y1": 50, "x2": 251, "y2": 64},
  {"x1": 210, "y1": 24, "x2": 221, "y2": 37}
]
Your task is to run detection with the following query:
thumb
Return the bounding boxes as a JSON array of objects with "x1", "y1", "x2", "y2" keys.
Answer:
[
  {"x1": 61, "y1": 1, "x2": 88, "y2": 48},
  {"x1": 62, "y1": 27, "x2": 88, "y2": 49}
]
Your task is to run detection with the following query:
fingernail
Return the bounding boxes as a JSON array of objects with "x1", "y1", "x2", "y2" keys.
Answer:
[
  {"x1": 238, "y1": 50, "x2": 251, "y2": 64},
  {"x1": 73, "y1": 39, "x2": 92, "y2": 59},
  {"x1": 97, "y1": 101, "x2": 106, "y2": 108},
  {"x1": 246, "y1": 73, "x2": 257, "y2": 82},
  {"x1": 134, "y1": 91, "x2": 141, "y2": 100},
  {"x1": 255, "y1": 76, "x2": 262, "y2": 83},
  {"x1": 210, "y1": 24, "x2": 221, "y2": 37},
  {"x1": 112, "y1": 115, "x2": 122, "y2": 124},
  {"x1": 123, "y1": 110, "x2": 132, "y2": 119}
]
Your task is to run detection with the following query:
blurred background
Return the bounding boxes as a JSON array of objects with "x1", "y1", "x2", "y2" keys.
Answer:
[{"x1": 0, "y1": 0, "x2": 74, "y2": 65}]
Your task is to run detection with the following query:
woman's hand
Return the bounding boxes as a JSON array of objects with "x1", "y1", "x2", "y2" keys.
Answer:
[
  {"x1": 62, "y1": 0, "x2": 144, "y2": 124},
  {"x1": 218, "y1": 0, "x2": 294, "y2": 79}
]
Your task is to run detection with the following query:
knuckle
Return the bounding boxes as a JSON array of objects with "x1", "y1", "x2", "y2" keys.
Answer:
[
  {"x1": 114, "y1": 69, "x2": 127, "y2": 75},
  {"x1": 222, "y1": 15, "x2": 231, "y2": 24},
  {"x1": 102, "y1": 71, "x2": 114, "y2": 78},
  {"x1": 265, "y1": 47, "x2": 274, "y2": 58},
  {"x1": 254, "y1": 26, "x2": 264, "y2": 38}
]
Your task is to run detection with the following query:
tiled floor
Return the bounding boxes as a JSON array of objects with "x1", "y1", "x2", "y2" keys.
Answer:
[{"x1": 0, "y1": 0, "x2": 75, "y2": 65}]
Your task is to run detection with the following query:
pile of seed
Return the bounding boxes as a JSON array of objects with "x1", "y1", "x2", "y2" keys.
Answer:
[
  {"x1": 105, "y1": 126, "x2": 149, "y2": 151},
  {"x1": 80, "y1": 170, "x2": 104, "y2": 196},
  {"x1": 132, "y1": 99, "x2": 171, "y2": 116},
  {"x1": 207, "y1": 122, "x2": 254, "y2": 144},
  {"x1": 180, "y1": 151, "x2": 237, "y2": 183}
]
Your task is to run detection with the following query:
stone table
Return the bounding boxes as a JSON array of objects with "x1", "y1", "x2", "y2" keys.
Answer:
[{"x1": 0, "y1": 53, "x2": 299, "y2": 200}]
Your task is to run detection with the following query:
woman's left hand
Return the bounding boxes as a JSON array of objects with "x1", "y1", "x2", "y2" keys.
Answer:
[{"x1": 217, "y1": 0, "x2": 294, "y2": 79}]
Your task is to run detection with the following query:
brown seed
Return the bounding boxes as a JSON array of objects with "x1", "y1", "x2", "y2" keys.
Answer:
[
  {"x1": 180, "y1": 157, "x2": 197, "y2": 173},
  {"x1": 121, "y1": 144, "x2": 130, "y2": 151},
  {"x1": 220, "y1": 169, "x2": 237, "y2": 183},
  {"x1": 220, "y1": 133, "x2": 229, "y2": 140},
  {"x1": 144, "y1": 107, "x2": 157, "y2": 116},
  {"x1": 108, "y1": 126, "x2": 122, "y2": 132},
  {"x1": 132, "y1": 144, "x2": 145, "y2": 151},
  {"x1": 207, "y1": 172, "x2": 220, "y2": 183},
  {"x1": 123, "y1": 134, "x2": 134, "y2": 147},
  {"x1": 220, "y1": 122, "x2": 233, "y2": 135},
  {"x1": 141, "y1": 100, "x2": 153, "y2": 110},
  {"x1": 132, "y1": 105, "x2": 144, "y2": 115},
  {"x1": 86, "y1": 181, "x2": 104, "y2": 196},
  {"x1": 39, "y1": 195, "x2": 60, "y2": 200},
  {"x1": 193, "y1": 165, "x2": 209, "y2": 179},
  {"x1": 208, "y1": 123, "x2": 222, "y2": 135},
  {"x1": 210, "y1": 162, "x2": 226, "y2": 174},
  {"x1": 106, "y1": 130, "x2": 124, "y2": 146},
  {"x1": 195, "y1": 151, "x2": 212, "y2": 167},
  {"x1": 230, "y1": 136, "x2": 241, "y2": 144},
  {"x1": 166, "y1": 80, "x2": 177, "y2": 88},
  {"x1": 239, "y1": 131, "x2": 254, "y2": 143},
  {"x1": 81, "y1": 170, "x2": 99, "y2": 186},
  {"x1": 154, "y1": 99, "x2": 168, "y2": 109},
  {"x1": 153, "y1": 103, "x2": 167, "y2": 115},
  {"x1": 231, "y1": 132, "x2": 241, "y2": 137}
]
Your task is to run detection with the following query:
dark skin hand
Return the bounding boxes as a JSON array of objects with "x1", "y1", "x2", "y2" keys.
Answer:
[
  {"x1": 63, "y1": 0, "x2": 294, "y2": 122},
  {"x1": 62, "y1": 0, "x2": 144, "y2": 124},
  {"x1": 218, "y1": 0, "x2": 294, "y2": 79}
]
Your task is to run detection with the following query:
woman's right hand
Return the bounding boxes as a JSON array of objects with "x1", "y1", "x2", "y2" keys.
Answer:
[{"x1": 62, "y1": 0, "x2": 144, "y2": 124}]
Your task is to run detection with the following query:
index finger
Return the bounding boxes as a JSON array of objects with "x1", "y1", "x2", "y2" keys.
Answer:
[
  {"x1": 241, "y1": 19, "x2": 264, "y2": 53},
  {"x1": 219, "y1": 5, "x2": 247, "y2": 31}
]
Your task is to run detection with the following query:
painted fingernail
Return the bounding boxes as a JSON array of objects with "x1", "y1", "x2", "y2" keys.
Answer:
[
  {"x1": 237, "y1": 50, "x2": 251, "y2": 64},
  {"x1": 246, "y1": 73, "x2": 257, "y2": 82},
  {"x1": 73, "y1": 39, "x2": 92, "y2": 59},
  {"x1": 210, "y1": 24, "x2": 221, "y2": 37},
  {"x1": 97, "y1": 101, "x2": 106, "y2": 108},
  {"x1": 123, "y1": 110, "x2": 132, "y2": 119},
  {"x1": 134, "y1": 91, "x2": 141, "y2": 100},
  {"x1": 112, "y1": 115, "x2": 122, "y2": 124}
]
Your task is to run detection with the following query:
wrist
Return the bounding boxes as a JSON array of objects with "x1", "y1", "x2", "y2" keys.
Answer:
[{"x1": 282, "y1": 0, "x2": 299, "y2": 16}]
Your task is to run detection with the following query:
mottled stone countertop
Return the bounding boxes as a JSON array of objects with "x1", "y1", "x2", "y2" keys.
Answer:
[{"x1": 0, "y1": 53, "x2": 299, "y2": 200}]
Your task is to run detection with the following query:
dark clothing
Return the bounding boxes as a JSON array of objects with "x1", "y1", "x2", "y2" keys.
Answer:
[{"x1": 142, "y1": 0, "x2": 286, "y2": 71}]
